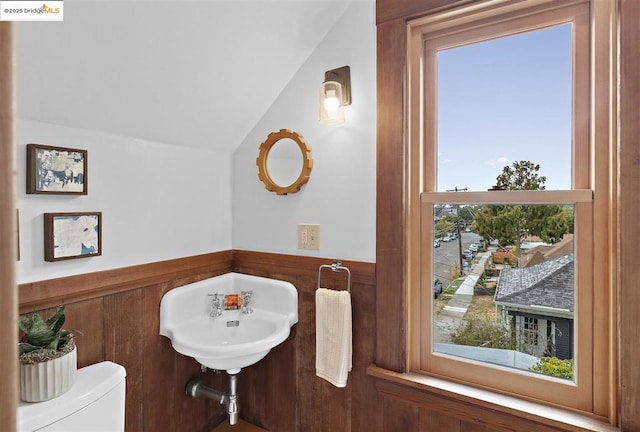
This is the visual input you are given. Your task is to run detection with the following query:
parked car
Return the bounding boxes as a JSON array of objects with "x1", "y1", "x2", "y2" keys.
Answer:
[
  {"x1": 469, "y1": 243, "x2": 479, "y2": 252},
  {"x1": 433, "y1": 278, "x2": 444, "y2": 298},
  {"x1": 434, "y1": 240, "x2": 440, "y2": 248},
  {"x1": 442, "y1": 234, "x2": 452, "y2": 242},
  {"x1": 462, "y1": 250, "x2": 473, "y2": 260}
]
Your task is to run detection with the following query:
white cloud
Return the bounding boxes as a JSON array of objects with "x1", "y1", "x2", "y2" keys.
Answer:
[{"x1": 485, "y1": 156, "x2": 510, "y2": 166}]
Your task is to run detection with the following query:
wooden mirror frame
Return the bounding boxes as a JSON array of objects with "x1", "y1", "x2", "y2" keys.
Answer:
[{"x1": 256, "y1": 129, "x2": 313, "y2": 195}]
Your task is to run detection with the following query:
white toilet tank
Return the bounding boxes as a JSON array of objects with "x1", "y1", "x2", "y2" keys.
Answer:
[{"x1": 17, "y1": 361, "x2": 126, "y2": 432}]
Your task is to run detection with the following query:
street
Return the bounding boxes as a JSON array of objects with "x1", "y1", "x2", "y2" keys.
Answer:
[{"x1": 434, "y1": 231, "x2": 484, "y2": 286}]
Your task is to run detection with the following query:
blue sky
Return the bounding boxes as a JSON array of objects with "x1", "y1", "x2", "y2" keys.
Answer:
[{"x1": 437, "y1": 23, "x2": 572, "y2": 192}]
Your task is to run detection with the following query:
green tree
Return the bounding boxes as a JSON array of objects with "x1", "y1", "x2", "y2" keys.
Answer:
[
  {"x1": 435, "y1": 218, "x2": 454, "y2": 238},
  {"x1": 472, "y1": 161, "x2": 570, "y2": 248},
  {"x1": 495, "y1": 160, "x2": 547, "y2": 191}
]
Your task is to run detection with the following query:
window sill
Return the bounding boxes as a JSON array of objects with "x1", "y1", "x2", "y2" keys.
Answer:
[{"x1": 367, "y1": 365, "x2": 619, "y2": 432}]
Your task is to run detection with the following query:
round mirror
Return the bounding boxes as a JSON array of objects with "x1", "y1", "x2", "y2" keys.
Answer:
[
  {"x1": 267, "y1": 138, "x2": 303, "y2": 187},
  {"x1": 256, "y1": 129, "x2": 313, "y2": 195}
]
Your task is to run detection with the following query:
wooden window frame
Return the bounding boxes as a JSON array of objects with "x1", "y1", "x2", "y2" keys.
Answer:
[{"x1": 405, "y1": 0, "x2": 616, "y2": 419}]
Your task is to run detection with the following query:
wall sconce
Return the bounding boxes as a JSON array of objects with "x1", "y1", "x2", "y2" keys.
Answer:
[{"x1": 319, "y1": 66, "x2": 351, "y2": 125}]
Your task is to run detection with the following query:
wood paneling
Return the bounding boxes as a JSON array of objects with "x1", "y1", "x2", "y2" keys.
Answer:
[
  {"x1": 211, "y1": 419, "x2": 267, "y2": 432},
  {"x1": 19, "y1": 251, "x2": 232, "y2": 313},
  {"x1": 232, "y1": 250, "x2": 375, "y2": 286},
  {"x1": 232, "y1": 251, "x2": 377, "y2": 432},
  {"x1": 12, "y1": 245, "x2": 630, "y2": 432},
  {"x1": 377, "y1": 0, "x2": 471, "y2": 24},
  {"x1": 17, "y1": 252, "x2": 232, "y2": 432},
  {"x1": 16, "y1": 250, "x2": 379, "y2": 432},
  {"x1": 378, "y1": 379, "x2": 572, "y2": 432},
  {"x1": 104, "y1": 290, "x2": 143, "y2": 430},
  {"x1": 376, "y1": 17, "x2": 408, "y2": 373},
  {"x1": 0, "y1": 21, "x2": 17, "y2": 432},
  {"x1": 618, "y1": 0, "x2": 640, "y2": 429},
  {"x1": 420, "y1": 410, "x2": 461, "y2": 432},
  {"x1": 67, "y1": 298, "x2": 105, "y2": 367},
  {"x1": 369, "y1": 366, "x2": 619, "y2": 432},
  {"x1": 383, "y1": 396, "x2": 420, "y2": 432}
]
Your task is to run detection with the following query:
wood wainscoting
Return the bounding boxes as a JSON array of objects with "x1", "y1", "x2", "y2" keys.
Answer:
[
  {"x1": 17, "y1": 250, "x2": 624, "y2": 431},
  {"x1": 17, "y1": 250, "x2": 380, "y2": 432},
  {"x1": 231, "y1": 251, "x2": 378, "y2": 431},
  {"x1": 18, "y1": 251, "x2": 233, "y2": 432}
]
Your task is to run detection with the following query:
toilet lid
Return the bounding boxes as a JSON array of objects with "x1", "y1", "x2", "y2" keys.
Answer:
[{"x1": 17, "y1": 361, "x2": 126, "y2": 431}]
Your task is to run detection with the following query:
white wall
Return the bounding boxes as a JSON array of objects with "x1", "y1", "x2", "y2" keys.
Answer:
[
  {"x1": 15, "y1": 1, "x2": 377, "y2": 284},
  {"x1": 232, "y1": 2, "x2": 377, "y2": 262},
  {"x1": 16, "y1": 120, "x2": 232, "y2": 283}
]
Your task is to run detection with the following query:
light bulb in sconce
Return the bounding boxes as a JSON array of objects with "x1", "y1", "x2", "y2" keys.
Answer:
[
  {"x1": 319, "y1": 66, "x2": 351, "y2": 125},
  {"x1": 323, "y1": 90, "x2": 340, "y2": 113},
  {"x1": 319, "y1": 81, "x2": 344, "y2": 124}
]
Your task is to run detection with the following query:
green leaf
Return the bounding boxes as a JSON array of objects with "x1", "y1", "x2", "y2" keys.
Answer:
[
  {"x1": 18, "y1": 342, "x2": 41, "y2": 356},
  {"x1": 47, "y1": 306, "x2": 66, "y2": 334},
  {"x1": 45, "y1": 334, "x2": 61, "y2": 351},
  {"x1": 18, "y1": 315, "x2": 33, "y2": 333}
]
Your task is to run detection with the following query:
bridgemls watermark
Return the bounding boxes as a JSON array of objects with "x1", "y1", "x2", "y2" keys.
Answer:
[{"x1": 1, "y1": 1, "x2": 63, "y2": 21}]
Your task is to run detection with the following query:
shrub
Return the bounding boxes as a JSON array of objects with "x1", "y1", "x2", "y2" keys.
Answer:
[
  {"x1": 451, "y1": 316, "x2": 516, "y2": 350},
  {"x1": 484, "y1": 268, "x2": 499, "y2": 278},
  {"x1": 529, "y1": 357, "x2": 574, "y2": 380}
]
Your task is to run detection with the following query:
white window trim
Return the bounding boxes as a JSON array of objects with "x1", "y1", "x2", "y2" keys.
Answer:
[{"x1": 405, "y1": 0, "x2": 616, "y2": 419}]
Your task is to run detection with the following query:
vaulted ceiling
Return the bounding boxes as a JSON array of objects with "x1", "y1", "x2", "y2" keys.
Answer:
[{"x1": 16, "y1": 1, "x2": 356, "y2": 152}]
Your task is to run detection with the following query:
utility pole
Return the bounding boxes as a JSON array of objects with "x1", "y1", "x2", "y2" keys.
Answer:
[{"x1": 447, "y1": 187, "x2": 467, "y2": 276}]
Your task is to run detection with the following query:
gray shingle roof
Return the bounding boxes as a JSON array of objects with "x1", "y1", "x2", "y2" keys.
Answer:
[{"x1": 495, "y1": 253, "x2": 574, "y2": 312}]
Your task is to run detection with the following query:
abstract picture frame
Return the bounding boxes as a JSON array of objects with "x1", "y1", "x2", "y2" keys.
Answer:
[
  {"x1": 27, "y1": 144, "x2": 88, "y2": 195},
  {"x1": 44, "y1": 212, "x2": 102, "y2": 262}
]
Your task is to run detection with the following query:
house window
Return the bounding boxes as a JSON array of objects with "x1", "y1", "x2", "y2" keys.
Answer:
[
  {"x1": 406, "y1": 0, "x2": 614, "y2": 416},
  {"x1": 522, "y1": 317, "x2": 539, "y2": 347}
]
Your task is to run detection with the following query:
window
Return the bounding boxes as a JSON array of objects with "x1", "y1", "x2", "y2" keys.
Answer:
[
  {"x1": 406, "y1": 0, "x2": 615, "y2": 416},
  {"x1": 522, "y1": 317, "x2": 539, "y2": 347}
]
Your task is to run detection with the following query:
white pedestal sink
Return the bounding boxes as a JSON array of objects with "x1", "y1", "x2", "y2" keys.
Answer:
[{"x1": 159, "y1": 272, "x2": 298, "y2": 373}]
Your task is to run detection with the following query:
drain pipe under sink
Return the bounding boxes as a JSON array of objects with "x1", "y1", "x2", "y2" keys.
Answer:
[{"x1": 185, "y1": 372, "x2": 239, "y2": 425}]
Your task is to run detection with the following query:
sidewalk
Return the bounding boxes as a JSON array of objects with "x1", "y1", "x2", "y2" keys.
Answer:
[{"x1": 434, "y1": 252, "x2": 489, "y2": 343}]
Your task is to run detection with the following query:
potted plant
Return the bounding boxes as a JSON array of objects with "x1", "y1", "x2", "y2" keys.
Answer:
[{"x1": 18, "y1": 306, "x2": 78, "y2": 402}]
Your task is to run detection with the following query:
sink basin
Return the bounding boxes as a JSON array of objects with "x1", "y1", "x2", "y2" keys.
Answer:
[{"x1": 160, "y1": 272, "x2": 298, "y2": 373}]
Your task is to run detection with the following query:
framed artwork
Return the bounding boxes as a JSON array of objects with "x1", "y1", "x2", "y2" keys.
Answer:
[
  {"x1": 27, "y1": 144, "x2": 88, "y2": 194},
  {"x1": 44, "y1": 212, "x2": 102, "y2": 262}
]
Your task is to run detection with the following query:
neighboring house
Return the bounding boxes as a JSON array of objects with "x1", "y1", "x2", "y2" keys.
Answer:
[
  {"x1": 521, "y1": 234, "x2": 574, "y2": 267},
  {"x1": 494, "y1": 253, "x2": 574, "y2": 359}
]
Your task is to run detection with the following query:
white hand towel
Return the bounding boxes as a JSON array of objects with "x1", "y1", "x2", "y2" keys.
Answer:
[{"x1": 315, "y1": 288, "x2": 352, "y2": 387}]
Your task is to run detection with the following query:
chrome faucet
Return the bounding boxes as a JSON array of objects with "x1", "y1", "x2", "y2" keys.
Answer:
[
  {"x1": 240, "y1": 291, "x2": 253, "y2": 314},
  {"x1": 208, "y1": 293, "x2": 224, "y2": 317}
]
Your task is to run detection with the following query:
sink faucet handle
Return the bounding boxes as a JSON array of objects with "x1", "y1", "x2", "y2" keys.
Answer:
[
  {"x1": 208, "y1": 293, "x2": 224, "y2": 317},
  {"x1": 240, "y1": 291, "x2": 253, "y2": 314}
]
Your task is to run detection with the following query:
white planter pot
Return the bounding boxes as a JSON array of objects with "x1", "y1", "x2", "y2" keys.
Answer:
[{"x1": 19, "y1": 347, "x2": 77, "y2": 402}]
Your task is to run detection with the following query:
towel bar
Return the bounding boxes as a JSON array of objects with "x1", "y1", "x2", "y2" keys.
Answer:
[{"x1": 318, "y1": 261, "x2": 351, "y2": 293}]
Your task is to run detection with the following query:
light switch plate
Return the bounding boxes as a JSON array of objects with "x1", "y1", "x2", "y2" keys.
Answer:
[{"x1": 298, "y1": 224, "x2": 320, "y2": 250}]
